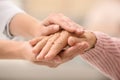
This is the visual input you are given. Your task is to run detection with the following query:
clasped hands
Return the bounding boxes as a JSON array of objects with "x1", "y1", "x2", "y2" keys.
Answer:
[{"x1": 20, "y1": 14, "x2": 96, "y2": 68}]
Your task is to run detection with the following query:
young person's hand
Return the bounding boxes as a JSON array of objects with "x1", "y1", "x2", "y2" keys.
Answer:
[
  {"x1": 33, "y1": 13, "x2": 85, "y2": 37},
  {"x1": 9, "y1": 13, "x2": 84, "y2": 38}
]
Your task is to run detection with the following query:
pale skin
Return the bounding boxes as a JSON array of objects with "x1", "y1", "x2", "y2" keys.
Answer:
[
  {"x1": 0, "y1": 13, "x2": 84, "y2": 67},
  {"x1": 9, "y1": 13, "x2": 83, "y2": 38},
  {"x1": 0, "y1": 39, "x2": 59, "y2": 67}
]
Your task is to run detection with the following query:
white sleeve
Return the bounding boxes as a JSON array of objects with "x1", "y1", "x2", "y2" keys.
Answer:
[{"x1": 0, "y1": 0, "x2": 25, "y2": 39}]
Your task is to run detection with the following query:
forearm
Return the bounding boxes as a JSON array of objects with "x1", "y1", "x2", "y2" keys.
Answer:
[
  {"x1": 9, "y1": 13, "x2": 40, "y2": 38},
  {"x1": 0, "y1": 1, "x2": 42, "y2": 39},
  {"x1": 0, "y1": 40, "x2": 23, "y2": 59},
  {"x1": 0, "y1": 0, "x2": 25, "y2": 39}
]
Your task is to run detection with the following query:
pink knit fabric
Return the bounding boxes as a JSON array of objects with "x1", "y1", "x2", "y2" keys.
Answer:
[{"x1": 81, "y1": 32, "x2": 120, "y2": 80}]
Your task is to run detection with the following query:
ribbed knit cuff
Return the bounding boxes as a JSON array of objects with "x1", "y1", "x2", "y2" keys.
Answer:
[
  {"x1": 81, "y1": 32, "x2": 112, "y2": 79},
  {"x1": 81, "y1": 31, "x2": 106, "y2": 60}
]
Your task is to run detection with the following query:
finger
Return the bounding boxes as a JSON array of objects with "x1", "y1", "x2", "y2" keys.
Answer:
[
  {"x1": 70, "y1": 42, "x2": 89, "y2": 56},
  {"x1": 64, "y1": 17, "x2": 84, "y2": 35},
  {"x1": 29, "y1": 37, "x2": 45, "y2": 46},
  {"x1": 32, "y1": 37, "x2": 50, "y2": 54},
  {"x1": 61, "y1": 42, "x2": 89, "y2": 63},
  {"x1": 54, "y1": 42, "x2": 88, "y2": 65},
  {"x1": 44, "y1": 31, "x2": 70, "y2": 60},
  {"x1": 36, "y1": 33, "x2": 60, "y2": 60},
  {"x1": 43, "y1": 24, "x2": 60, "y2": 35},
  {"x1": 59, "y1": 43, "x2": 82, "y2": 59},
  {"x1": 60, "y1": 42, "x2": 89, "y2": 59},
  {"x1": 42, "y1": 13, "x2": 83, "y2": 34},
  {"x1": 68, "y1": 36, "x2": 86, "y2": 46},
  {"x1": 75, "y1": 24, "x2": 85, "y2": 35}
]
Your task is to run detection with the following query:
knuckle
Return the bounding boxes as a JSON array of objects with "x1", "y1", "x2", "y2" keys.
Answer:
[
  {"x1": 48, "y1": 39, "x2": 54, "y2": 42},
  {"x1": 61, "y1": 31, "x2": 70, "y2": 36}
]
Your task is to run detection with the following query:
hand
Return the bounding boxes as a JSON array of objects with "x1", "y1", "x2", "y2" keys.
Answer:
[
  {"x1": 40, "y1": 31, "x2": 95, "y2": 64},
  {"x1": 9, "y1": 13, "x2": 60, "y2": 38},
  {"x1": 35, "y1": 30, "x2": 92, "y2": 61},
  {"x1": 67, "y1": 30, "x2": 97, "y2": 52},
  {"x1": 31, "y1": 30, "x2": 86, "y2": 64},
  {"x1": 57, "y1": 31, "x2": 97, "y2": 63},
  {"x1": 31, "y1": 42, "x2": 88, "y2": 68},
  {"x1": 59, "y1": 42, "x2": 89, "y2": 62},
  {"x1": 9, "y1": 37, "x2": 59, "y2": 68},
  {"x1": 58, "y1": 30, "x2": 97, "y2": 62},
  {"x1": 29, "y1": 37, "x2": 61, "y2": 68},
  {"x1": 19, "y1": 41, "x2": 37, "y2": 61},
  {"x1": 31, "y1": 30, "x2": 71, "y2": 61},
  {"x1": 30, "y1": 33, "x2": 89, "y2": 67},
  {"x1": 9, "y1": 13, "x2": 84, "y2": 38},
  {"x1": 41, "y1": 13, "x2": 84, "y2": 35},
  {"x1": 31, "y1": 30, "x2": 96, "y2": 62},
  {"x1": 34, "y1": 13, "x2": 85, "y2": 37}
]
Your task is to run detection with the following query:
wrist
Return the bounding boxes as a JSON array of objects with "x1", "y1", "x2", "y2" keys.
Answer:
[
  {"x1": 31, "y1": 23, "x2": 44, "y2": 38},
  {"x1": 0, "y1": 40, "x2": 24, "y2": 59},
  {"x1": 13, "y1": 41, "x2": 26, "y2": 59},
  {"x1": 8, "y1": 41, "x2": 24, "y2": 59},
  {"x1": 84, "y1": 31, "x2": 97, "y2": 50}
]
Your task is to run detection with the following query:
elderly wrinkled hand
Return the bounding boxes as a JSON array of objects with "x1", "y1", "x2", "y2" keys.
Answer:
[{"x1": 30, "y1": 30, "x2": 94, "y2": 67}]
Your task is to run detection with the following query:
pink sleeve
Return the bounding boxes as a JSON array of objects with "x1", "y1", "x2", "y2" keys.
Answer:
[{"x1": 81, "y1": 32, "x2": 120, "y2": 80}]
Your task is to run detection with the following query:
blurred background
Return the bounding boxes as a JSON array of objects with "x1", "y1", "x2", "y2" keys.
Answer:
[{"x1": 1, "y1": 0, "x2": 120, "y2": 80}]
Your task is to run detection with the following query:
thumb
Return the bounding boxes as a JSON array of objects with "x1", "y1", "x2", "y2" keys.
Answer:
[{"x1": 68, "y1": 36, "x2": 86, "y2": 46}]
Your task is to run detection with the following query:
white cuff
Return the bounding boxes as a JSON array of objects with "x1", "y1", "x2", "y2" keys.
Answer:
[{"x1": 0, "y1": 1, "x2": 25, "y2": 39}]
